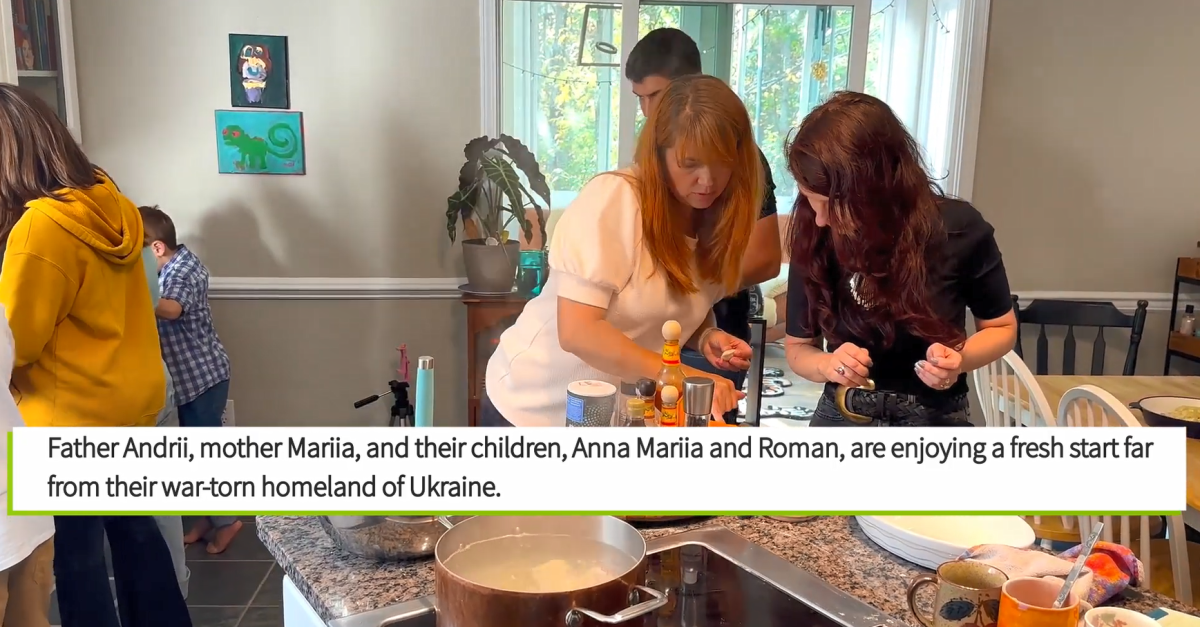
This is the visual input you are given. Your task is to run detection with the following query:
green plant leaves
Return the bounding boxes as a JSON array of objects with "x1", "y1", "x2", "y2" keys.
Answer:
[
  {"x1": 445, "y1": 186, "x2": 477, "y2": 243},
  {"x1": 480, "y1": 156, "x2": 535, "y2": 244},
  {"x1": 498, "y1": 134, "x2": 550, "y2": 247},
  {"x1": 448, "y1": 134, "x2": 547, "y2": 245}
]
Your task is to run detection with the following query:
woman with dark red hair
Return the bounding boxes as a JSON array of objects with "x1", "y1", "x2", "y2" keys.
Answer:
[{"x1": 784, "y1": 92, "x2": 1017, "y2": 427}]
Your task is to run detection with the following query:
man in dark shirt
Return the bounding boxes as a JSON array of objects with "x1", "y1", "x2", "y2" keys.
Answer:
[{"x1": 625, "y1": 28, "x2": 782, "y2": 389}]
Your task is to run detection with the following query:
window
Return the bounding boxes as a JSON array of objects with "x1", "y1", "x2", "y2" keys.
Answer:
[
  {"x1": 499, "y1": 0, "x2": 872, "y2": 213},
  {"x1": 492, "y1": 0, "x2": 989, "y2": 218}
]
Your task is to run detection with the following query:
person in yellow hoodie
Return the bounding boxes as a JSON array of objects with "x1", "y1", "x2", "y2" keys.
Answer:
[{"x1": 0, "y1": 85, "x2": 191, "y2": 627}]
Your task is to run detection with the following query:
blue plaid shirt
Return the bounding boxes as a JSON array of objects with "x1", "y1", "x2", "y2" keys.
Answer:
[{"x1": 157, "y1": 246, "x2": 231, "y2": 405}]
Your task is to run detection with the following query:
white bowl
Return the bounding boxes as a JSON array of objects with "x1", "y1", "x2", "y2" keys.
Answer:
[
  {"x1": 857, "y1": 515, "x2": 1035, "y2": 569},
  {"x1": 1084, "y1": 607, "x2": 1159, "y2": 627}
]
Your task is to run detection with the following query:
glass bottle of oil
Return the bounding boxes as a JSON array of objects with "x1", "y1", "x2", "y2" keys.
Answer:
[{"x1": 655, "y1": 320, "x2": 686, "y2": 419}]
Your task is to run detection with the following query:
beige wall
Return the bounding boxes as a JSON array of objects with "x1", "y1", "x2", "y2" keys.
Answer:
[
  {"x1": 72, "y1": 0, "x2": 1197, "y2": 427},
  {"x1": 974, "y1": 0, "x2": 1200, "y2": 293},
  {"x1": 74, "y1": 0, "x2": 478, "y2": 279},
  {"x1": 73, "y1": 0, "x2": 480, "y2": 426}
]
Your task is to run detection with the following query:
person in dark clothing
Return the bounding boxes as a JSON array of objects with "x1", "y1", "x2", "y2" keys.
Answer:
[
  {"x1": 625, "y1": 28, "x2": 782, "y2": 392},
  {"x1": 783, "y1": 91, "x2": 1017, "y2": 427}
]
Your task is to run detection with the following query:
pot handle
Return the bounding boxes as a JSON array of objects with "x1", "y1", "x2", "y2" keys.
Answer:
[
  {"x1": 565, "y1": 585, "x2": 668, "y2": 625},
  {"x1": 1129, "y1": 401, "x2": 1142, "y2": 411}
]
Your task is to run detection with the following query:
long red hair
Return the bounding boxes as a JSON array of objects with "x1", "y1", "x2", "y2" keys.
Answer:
[
  {"x1": 625, "y1": 74, "x2": 762, "y2": 296},
  {"x1": 786, "y1": 91, "x2": 963, "y2": 348}
]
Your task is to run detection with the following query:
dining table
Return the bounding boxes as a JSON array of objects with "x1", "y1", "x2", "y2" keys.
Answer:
[{"x1": 1034, "y1": 375, "x2": 1200, "y2": 531}]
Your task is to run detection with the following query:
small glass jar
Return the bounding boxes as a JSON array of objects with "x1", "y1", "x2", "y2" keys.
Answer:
[{"x1": 516, "y1": 249, "x2": 547, "y2": 297}]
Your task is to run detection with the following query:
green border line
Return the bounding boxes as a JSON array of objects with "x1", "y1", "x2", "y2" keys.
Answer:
[
  {"x1": 5, "y1": 510, "x2": 1180, "y2": 516},
  {"x1": 8, "y1": 432, "x2": 1182, "y2": 517}
]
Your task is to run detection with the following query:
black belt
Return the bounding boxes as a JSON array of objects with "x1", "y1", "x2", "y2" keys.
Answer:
[{"x1": 824, "y1": 383, "x2": 968, "y2": 425}]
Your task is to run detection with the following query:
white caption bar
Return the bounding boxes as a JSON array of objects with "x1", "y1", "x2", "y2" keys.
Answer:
[{"x1": 9, "y1": 427, "x2": 1187, "y2": 513}]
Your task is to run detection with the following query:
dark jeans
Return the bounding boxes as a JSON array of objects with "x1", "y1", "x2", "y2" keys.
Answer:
[
  {"x1": 178, "y1": 379, "x2": 237, "y2": 529},
  {"x1": 808, "y1": 387, "x2": 974, "y2": 427},
  {"x1": 54, "y1": 515, "x2": 192, "y2": 627},
  {"x1": 178, "y1": 379, "x2": 230, "y2": 427},
  {"x1": 480, "y1": 395, "x2": 515, "y2": 427}
]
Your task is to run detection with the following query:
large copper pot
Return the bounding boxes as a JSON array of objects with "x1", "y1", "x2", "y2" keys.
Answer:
[{"x1": 434, "y1": 516, "x2": 667, "y2": 627}]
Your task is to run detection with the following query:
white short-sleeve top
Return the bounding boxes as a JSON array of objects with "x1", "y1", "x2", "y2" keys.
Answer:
[{"x1": 485, "y1": 172, "x2": 728, "y2": 427}]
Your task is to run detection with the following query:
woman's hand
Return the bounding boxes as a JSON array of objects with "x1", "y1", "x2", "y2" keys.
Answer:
[
  {"x1": 819, "y1": 342, "x2": 872, "y2": 387},
  {"x1": 916, "y1": 343, "x2": 963, "y2": 390},
  {"x1": 681, "y1": 366, "x2": 745, "y2": 418},
  {"x1": 698, "y1": 329, "x2": 752, "y2": 371}
]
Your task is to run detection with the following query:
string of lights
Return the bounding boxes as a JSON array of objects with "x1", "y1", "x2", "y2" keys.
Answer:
[
  {"x1": 930, "y1": 0, "x2": 951, "y2": 33},
  {"x1": 503, "y1": 2, "x2": 895, "y2": 86}
]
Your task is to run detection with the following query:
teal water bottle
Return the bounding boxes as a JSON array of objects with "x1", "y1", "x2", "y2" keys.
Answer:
[{"x1": 414, "y1": 356, "x2": 435, "y2": 427}]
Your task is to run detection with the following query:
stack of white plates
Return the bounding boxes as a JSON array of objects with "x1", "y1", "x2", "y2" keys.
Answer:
[{"x1": 857, "y1": 516, "x2": 1035, "y2": 569}]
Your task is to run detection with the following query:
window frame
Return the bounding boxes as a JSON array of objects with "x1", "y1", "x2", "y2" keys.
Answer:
[{"x1": 482, "y1": 0, "x2": 873, "y2": 170}]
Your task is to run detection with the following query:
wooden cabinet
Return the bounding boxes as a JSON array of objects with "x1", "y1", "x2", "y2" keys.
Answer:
[
  {"x1": 1165, "y1": 257, "x2": 1200, "y2": 374},
  {"x1": 0, "y1": 0, "x2": 81, "y2": 141},
  {"x1": 463, "y1": 293, "x2": 530, "y2": 426}
]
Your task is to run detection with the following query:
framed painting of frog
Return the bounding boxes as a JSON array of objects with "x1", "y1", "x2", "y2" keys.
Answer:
[{"x1": 214, "y1": 110, "x2": 306, "y2": 175}]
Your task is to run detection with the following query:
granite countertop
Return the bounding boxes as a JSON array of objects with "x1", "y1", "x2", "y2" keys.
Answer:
[{"x1": 257, "y1": 515, "x2": 1198, "y2": 623}]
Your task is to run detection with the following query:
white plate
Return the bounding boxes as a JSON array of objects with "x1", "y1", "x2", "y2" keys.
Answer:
[{"x1": 856, "y1": 515, "x2": 1035, "y2": 570}]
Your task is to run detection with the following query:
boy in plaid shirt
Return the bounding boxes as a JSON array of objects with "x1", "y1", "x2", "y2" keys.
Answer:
[{"x1": 140, "y1": 206, "x2": 242, "y2": 553}]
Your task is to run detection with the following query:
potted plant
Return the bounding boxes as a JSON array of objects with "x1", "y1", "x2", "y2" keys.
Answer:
[{"x1": 446, "y1": 134, "x2": 551, "y2": 293}]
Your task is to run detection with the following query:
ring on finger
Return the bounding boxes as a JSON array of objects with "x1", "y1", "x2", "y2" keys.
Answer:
[{"x1": 835, "y1": 365, "x2": 846, "y2": 376}]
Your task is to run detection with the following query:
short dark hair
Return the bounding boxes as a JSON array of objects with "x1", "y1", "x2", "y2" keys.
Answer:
[
  {"x1": 625, "y1": 28, "x2": 702, "y2": 82},
  {"x1": 139, "y1": 205, "x2": 178, "y2": 250}
]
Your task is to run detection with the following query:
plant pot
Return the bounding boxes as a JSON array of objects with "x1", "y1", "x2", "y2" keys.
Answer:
[{"x1": 462, "y1": 239, "x2": 520, "y2": 293}]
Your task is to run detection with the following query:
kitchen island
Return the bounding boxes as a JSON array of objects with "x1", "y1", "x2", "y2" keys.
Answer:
[{"x1": 258, "y1": 516, "x2": 1197, "y2": 624}]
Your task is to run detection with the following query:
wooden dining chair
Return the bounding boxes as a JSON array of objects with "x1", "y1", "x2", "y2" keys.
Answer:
[
  {"x1": 974, "y1": 351, "x2": 1056, "y2": 428},
  {"x1": 1060, "y1": 385, "x2": 1197, "y2": 605},
  {"x1": 972, "y1": 352, "x2": 1067, "y2": 544},
  {"x1": 1011, "y1": 296, "x2": 1149, "y2": 376}
]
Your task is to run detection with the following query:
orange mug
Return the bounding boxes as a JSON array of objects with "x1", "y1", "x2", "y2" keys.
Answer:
[{"x1": 998, "y1": 577, "x2": 1080, "y2": 627}]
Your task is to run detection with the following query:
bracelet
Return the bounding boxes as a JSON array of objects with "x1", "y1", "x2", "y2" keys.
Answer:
[{"x1": 697, "y1": 326, "x2": 720, "y2": 348}]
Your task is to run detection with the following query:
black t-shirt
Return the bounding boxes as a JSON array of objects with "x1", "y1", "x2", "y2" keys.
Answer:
[
  {"x1": 785, "y1": 199, "x2": 1012, "y2": 397},
  {"x1": 713, "y1": 147, "x2": 778, "y2": 341}
]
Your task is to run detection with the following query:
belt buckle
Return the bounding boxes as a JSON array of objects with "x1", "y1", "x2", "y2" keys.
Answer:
[{"x1": 834, "y1": 379, "x2": 876, "y2": 425}]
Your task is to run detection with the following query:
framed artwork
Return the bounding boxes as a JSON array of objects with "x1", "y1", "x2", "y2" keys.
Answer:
[
  {"x1": 228, "y1": 33, "x2": 289, "y2": 108},
  {"x1": 214, "y1": 110, "x2": 305, "y2": 175}
]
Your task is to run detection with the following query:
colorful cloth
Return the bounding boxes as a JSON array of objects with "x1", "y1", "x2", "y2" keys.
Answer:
[
  {"x1": 960, "y1": 541, "x2": 1143, "y2": 613},
  {"x1": 1060, "y1": 541, "x2": 1144, "y2": 605}
]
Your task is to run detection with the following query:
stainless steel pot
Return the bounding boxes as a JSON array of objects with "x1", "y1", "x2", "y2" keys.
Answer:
[
  {"x1": 434, "y1": 515, "x2": 667, "y2": 627},
  {"x1": 319, "y1": 516, "x2": 468, "y2": 561}
]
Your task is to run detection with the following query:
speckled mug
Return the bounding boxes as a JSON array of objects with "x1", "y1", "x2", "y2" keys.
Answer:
[{"x1": 908, "y1": 560, "x2": 1009, "y2": 627}]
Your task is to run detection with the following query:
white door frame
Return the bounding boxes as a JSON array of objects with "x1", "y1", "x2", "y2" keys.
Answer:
[{"x1": 482, "y1": 0, "x2": 872, "y2": 167}]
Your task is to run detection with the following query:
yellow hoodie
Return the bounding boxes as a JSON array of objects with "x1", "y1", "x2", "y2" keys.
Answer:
[{"x1": 0, "y1": 174, "x2": 165, "y2": 427}]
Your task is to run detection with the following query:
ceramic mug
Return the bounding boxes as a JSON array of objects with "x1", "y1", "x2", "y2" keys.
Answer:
[
  {"x1": 908, "y1": 560, "x2": 1009, "y2": 627},
  {"x1": 998, "y1": 577, "x2": 1080, "y2": 627}
]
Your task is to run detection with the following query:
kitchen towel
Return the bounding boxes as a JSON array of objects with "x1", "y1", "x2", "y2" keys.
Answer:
[{"x1": 960, "y1": 542, "x2": 1143, "y2": 612}]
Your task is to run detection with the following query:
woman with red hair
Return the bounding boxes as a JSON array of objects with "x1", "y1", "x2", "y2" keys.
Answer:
[
  {"x1": 484, "y1": 75, "x2": 764, "y2": 426},
  {"x1": 784, "y1": 92, "x2": 1017, "y2": 427}
]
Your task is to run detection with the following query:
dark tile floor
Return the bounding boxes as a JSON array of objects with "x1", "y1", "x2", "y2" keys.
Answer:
[{"x1": 49, "y1": 516, "x2": 283, "y2": 627}]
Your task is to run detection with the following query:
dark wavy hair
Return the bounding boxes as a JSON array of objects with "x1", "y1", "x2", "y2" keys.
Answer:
[{"x1": 786, "y1": 91, "x2": 963, "y2": 349}]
